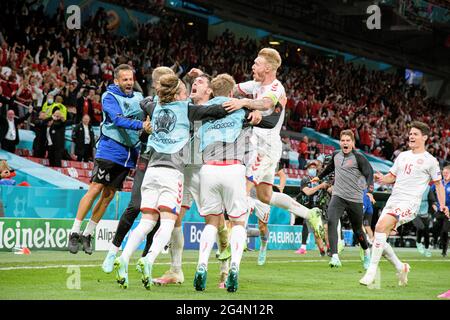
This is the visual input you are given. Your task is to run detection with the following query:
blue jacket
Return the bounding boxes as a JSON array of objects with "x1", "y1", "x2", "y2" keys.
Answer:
[{"x1": 96, "y1": 85, "x2": 144, "y2": 168}]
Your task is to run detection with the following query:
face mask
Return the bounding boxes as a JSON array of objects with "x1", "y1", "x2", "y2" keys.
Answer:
[
  {"x1": 307, "y1": 168, "x2": 317, "y2": 177},
  {"x1": 47, "y1": 99, "x2": 53, "y2": 104}
]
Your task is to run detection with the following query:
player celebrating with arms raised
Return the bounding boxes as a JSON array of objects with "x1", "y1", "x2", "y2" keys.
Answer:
[{"x1": 360, "y1": 121, "x2": 449, "y2": 287}]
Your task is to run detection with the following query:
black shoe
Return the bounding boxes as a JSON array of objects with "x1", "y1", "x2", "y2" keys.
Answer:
[
  {"x1": 320, "y1": 249, "x2": 326, "y2": 257},
  {"x1": 327, "y1": 248, "x2": 332, "y2": 257},
  {"x1": 442, "y1": 252, "x2": 447, "y2": 258},
  {"x1": 68, "y1": 233, "x2": 81, "y2": 254},
  {"x1": 81, "y1": 234, "x2": 93, "y2": 255}
]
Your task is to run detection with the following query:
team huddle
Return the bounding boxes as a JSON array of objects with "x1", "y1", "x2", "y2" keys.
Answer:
[{"x1": 66, "y1": 47, "x2": 449, "y2": 293}]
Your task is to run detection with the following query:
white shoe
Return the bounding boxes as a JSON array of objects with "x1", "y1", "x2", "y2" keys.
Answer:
[
  {"x1": 359, "y1": 270, "x2": 376, "y2": 286},
  {"x1": 396, "y1": 263, "x2": 410, "y2": 286}
]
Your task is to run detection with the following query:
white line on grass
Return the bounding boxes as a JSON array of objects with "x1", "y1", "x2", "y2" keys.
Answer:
[{"x1": 1, "y1": 258, "x2": 449, "y2": 271}]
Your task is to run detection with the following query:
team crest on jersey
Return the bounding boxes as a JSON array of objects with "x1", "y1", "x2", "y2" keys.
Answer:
[
  {"x1": 154, "y1": 109, "x2": 177, "y2": 134},
  {"x1": 417, "y1": 159, "x2": 424, "y2": 165}
]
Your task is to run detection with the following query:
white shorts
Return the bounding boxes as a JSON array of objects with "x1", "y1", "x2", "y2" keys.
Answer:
[
  {"x1": 254, "y1": 198, "x2": 271, "y2": 224},
  {"x1": 199, "y1": 164, "x2": 248, "y2": 221},
  {"x1": 379, "y1": 198, "x2": 420, "y2": 229},
  {"x1": 182, "y1": 165, "x2": 201, "y2": 209},
  {"x1": 140, "y1": 167, "x2": 184, "y2": 215},
  {"x1": 246, "y1": 152, "x2": 279, "y2": 186}
]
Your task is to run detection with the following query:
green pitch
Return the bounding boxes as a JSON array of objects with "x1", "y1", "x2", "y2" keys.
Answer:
[{"x1": 0, "y1": 247, "x2": 449, "y2": 300}]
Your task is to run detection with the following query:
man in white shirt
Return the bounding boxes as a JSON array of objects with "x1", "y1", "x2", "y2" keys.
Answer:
[
  {"x1": 360, "y1": 121, "x2": 449, "y2": 287},
  {"x1": 1, "y1": 108, "x2": 32, "y2": 153}
]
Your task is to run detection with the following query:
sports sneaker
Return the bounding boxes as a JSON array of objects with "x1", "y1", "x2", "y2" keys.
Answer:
[
  {"x1": 102, "y1": 251, "x2": 116, "y2": 273},
  {"x1": 307, "y1": 208, "x2": 325, "y2": 241},
  {"x1": 226, "y1": 265, "x2": 239, "y2": 292},
  {"x1": 326, "y1": 247, "x2": 332, "y2": 257},
  {"x1": 153, "y1": 269, "x2": 184, "y2": 285},
  {"x1": 329, "y1": 255, "x2": 342, "y2": 268},
  {"x1": 136, "y1": 257, "x2": 152, "y2": 290},
  {"x1": 319, "y1": 249, "x2": 325, "y2": 257},
  {"x1": 218, "y1": 245, "x2": 231, "y2": 261},
  {"x1": 295, "y1": 248, "x2": 307, "y2": 255},
  {"x1": 193, "y1": 264, "x2": 207, "y2": 291},
  {"x1": 81, "y1": 234, "x2": 93, "y2": 255},
  {"x1": 113, "y1": 257, "x2": 128, "y2": 289},
  {"x1": 257, "y1": 247, "x2": 267, "y2": 265},
  {"x1": 359, "y1": 268, "x2": 377, "y2": 286},
  {"x1": 363, "y1": 253, "x2": 371, "y2": 270},
  {"x1": 437, "y1": 290, "x2": 450, "y2": 299},
  {"x1": 424, "y1": 248, "x2": 432, "y2": 257},
  {"x1": 416, "y1": 242, "x2": 425, "y2": 255},
  {"x1": 68, "y1": 233, "x2": 80, "y2": 254},
  {"x1": 396, "y1": 263, "x2": 410, "y2": 286}
]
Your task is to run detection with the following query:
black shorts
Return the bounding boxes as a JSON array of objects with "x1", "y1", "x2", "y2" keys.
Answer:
[
  {"x1": 363, "y1": 213, "x2": 373, "y2": 227},
  {"x1": 91, "y1": 158, "x2": 130, "y2": 189}
]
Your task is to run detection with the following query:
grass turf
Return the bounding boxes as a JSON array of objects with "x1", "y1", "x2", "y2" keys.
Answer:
[{"x1": 0, "y1": 247, "x2": 449, "y2": 300}]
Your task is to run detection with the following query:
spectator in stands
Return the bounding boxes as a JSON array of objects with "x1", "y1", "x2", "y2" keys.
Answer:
[
  {"x1": 72, "y1": 114, "x2": 95, "y2": 162},
  {"x1": 307, "y1": 139, "x2": 320, "y2": 160},
  {"x1": 0, "y1": 160, "x2": 15, "y2": 186},
  {"x1": 297, "y1": 136, "x2": 309, "y2": 169},
  {"x1": 280, "y1": 136, "x2": 291, "y2": 169},
  {"x1": 0, "y1": 107, "x2": 32, "y2": 153},
  {"x1": 32, "y1": 111, "x2": 50, "y2": 158},
  {"x1": 91, "y1": 94, "x2": 102, "y2": 125},
  {"x1": 46, "y1": 110, "x2": 67, "y2": 167},
  {"x1": 42, "y1": 95, "x2": 67, "y2": 120},
  {"x1": 76, "y1": 87, "x2": 95, "y2": 123}
]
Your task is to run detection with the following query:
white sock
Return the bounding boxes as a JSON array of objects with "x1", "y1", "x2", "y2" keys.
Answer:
[
  {"x1": 108, "y1": 245, "x2": 120, "y2": 255},
  {"x1": 146, "y1": 219, "x2": 176, "y2": 265},
  {"x1": 170, "y1": 226, "x2": 184, "y2": 273},
  {"x1": 82, "y1": 220, "x2": 98, "y2": 236},
  {"x1": 121, "y1": 219, "x2": 157, "y2": 264},
  {"x1": 301, "y1": 244, "x2": 307, "y2": 250},
  {"x1": 270, "y1": 192, "x2": 308, "y2": 219},
  {"x1": 332, "y1": 253, "x2": 339, "y2": 260},
  {"x1": 367, "y1": 232, "x2": 387, "y2": 274},
  {"x1": 197, "y1": 224, "x2": 218, "y2": 269},
  {"x1": 71, "y1": 219, "x2": 82, "y2": 234},
  {"x1": 364, "y1": 248, "x2": 370, "y2": 257},
  {"x1": 230, "y1": 225, "x2": 247, "y2": 270},
  {"x1": 382, "y1": 241, "x2": 403, "y2": 271}
]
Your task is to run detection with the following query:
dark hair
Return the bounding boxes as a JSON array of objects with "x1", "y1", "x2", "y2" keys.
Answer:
[
  {"x1": 114, "y1": 64, "x2": 134, "y2": 79},
  {"x1": 410, "y1": 121, "x2": 430, "y2": 137}
]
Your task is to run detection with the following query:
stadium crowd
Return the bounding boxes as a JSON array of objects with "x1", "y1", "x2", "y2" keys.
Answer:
[{"x1": 0, "y1": 0, "x2": 449, "y2": 168}]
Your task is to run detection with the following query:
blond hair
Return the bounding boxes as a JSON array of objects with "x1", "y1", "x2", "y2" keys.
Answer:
[
  {"x1": 211, "y1": 73, "x2": 236, "y2": 97},
  {"x1": 258, "y1": 48, "x2": 282, "y2": 71},
  {"x1": 0, "y1": 160, "x2": 11, "y2": 172},
  {"x1": 157, "y1": 74, "x2": 183, "y2": 104},
  {"x1": 152, "y1": 66, "x2": 175, "y2": 85}
]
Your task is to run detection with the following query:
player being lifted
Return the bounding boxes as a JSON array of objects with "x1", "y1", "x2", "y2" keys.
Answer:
[
  {"x1": 222, "y1": 48, "x2": 324, "y2": 250},
  {"x1": 189, "y1": 48, "x2": 324, "y2": 266},
  {"x1": 360, "y1": 121, "x2": 449, "y2": 287}
]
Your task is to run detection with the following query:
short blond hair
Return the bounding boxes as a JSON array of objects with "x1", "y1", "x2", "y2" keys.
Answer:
[
  {"x1": 258, "y1": 48, "x2": 282, "y2": 71},
  {"x1": 211, "y1": 73, "x2": 236, "y2": 97},
  {"x1": 152, "y1": 66, "x2": 175, "y2": 84}
]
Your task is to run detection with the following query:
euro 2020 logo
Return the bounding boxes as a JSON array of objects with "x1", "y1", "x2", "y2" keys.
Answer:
[{"x1": 153, "y1": 109, "x2": 177, "y2": 134}]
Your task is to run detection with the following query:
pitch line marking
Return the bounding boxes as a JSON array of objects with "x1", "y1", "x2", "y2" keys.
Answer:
[{"x1": 0, "y1": 259, "x2": 449, "y2": 271}]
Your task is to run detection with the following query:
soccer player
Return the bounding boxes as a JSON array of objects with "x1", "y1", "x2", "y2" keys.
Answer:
[
  {"x1": 360, "y1": 121, "x2": 449, "y2": 287},
  {"x1": 194, "y1": 73, "x2": 280, "y2": 292},
  {"x1": 113, "y1": 75, "x2": 231, "y2": 289},
  {"x1": 68, "y1": 64, "x2": 151, "y2": 255},
  {"x1": 313, "y1": 130, "x2": 373, "y2": 269},
  {"x1": 101, "y1": 66, "x2": 175, "y2": 272},
  {"x1": 362, "y1": 188, "x2": 375, "y2": 242},
  {"x1": 221, "y1": 48, "x2": 324, "y2": 242}
]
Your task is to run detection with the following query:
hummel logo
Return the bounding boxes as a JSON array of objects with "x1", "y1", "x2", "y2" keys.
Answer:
[{"x1": 97, "y1": 168, "x2": 106, "y2": 180}]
